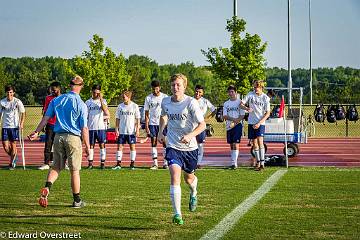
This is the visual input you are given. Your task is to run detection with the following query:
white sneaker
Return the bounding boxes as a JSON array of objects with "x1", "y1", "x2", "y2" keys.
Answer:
[
  {"x1": 65, "y1": 164, "x2": 69, "y2": 170},
  {"x1": 150, "y1": 165, "x2": 158, "y2": 170},
  {"x1": 38, "y1": 164, "x2": 50, "y2": 170}
]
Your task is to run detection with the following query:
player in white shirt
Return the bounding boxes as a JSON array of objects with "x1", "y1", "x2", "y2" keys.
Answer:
[
  {"x1": 158, "y1": 74, "x2": 206, "y2": 225},
  {"x1": 112, "y1": 90, "x2": 140, "y2": 170},
  {"x1": 240, "y1": 80, "x2": 271, "y2": 171},
  {"x1": 85, "y1": 85, "x2": 110, "y2": 169},
  {"x1": 0, "y1": 85, "x2": 25, "y2": 169},
  {"x1": 193, "y1": 85, "x2": 216, "y2": 168},
  {"x1": 144, "y1": 80, "x2": 168, "y2": 170},
  {"x1": 223, "y1": 85, "x2": 245, "y2": 169}
]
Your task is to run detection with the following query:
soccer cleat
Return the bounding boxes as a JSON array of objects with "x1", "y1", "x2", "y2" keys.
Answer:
[
  {"x1": 65, "y1": 164, "x2": 70, "y2": 170},
  {"x1": 39, "y1": 187, "x2": 49, "y2": 208},
  {"x1": 11, "y1": 155, "x2": 18, "y2": 168},
  {"x1": 150, "y1": 165, "x2": 158, "y2": 170},
  {"x1": 38, "y1": 164, "x2": 50, "y2": 170},
  {"x1": 189, "y1": 195, "x2": 198, "y2": 212},
  {"x1": 130, "y1": 161, "x2": 135, "y2": 170},
  {"x1": 86, "y1": 164, "x2": 93, "y2": 170},
  {"x1": 100, "y1": 163, "x2": 105, "y2": 170},
  {"x1": 8, "y1": 165, "x2": 15, "y2": 170},
  {"x1": 162, "y1": 164, "x2": 169, "y2": 169},
  {"x1": 196, "y1": 164, "x2": 202, "y2": 169},
  {"x1": 229, "y1": 165, "x2": 237, "y2": 170},
  {"x1": 72, "y1": 200, "x2": 86, "y2": 208},
  {"x1": 112, "y1": 165, "x2": 122, "y2": 170},
  {"x1": 255, "y1": 164, "x2": 264, "y2": 171},
  {"x1": 172, "y1": 214, "x2": 184, "y2": 225}
]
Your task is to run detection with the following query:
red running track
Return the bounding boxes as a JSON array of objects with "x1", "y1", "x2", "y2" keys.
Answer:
[{"x1": 1, "y1": 138, "x2": 359, "y2": 168}]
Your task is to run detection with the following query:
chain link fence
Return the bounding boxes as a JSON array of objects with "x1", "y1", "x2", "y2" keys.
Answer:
[{"x1": 22, "y1": 104, "x2": 360, "y2": 138}]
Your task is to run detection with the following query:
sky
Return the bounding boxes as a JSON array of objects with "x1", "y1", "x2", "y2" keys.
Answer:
[{"x1": 0, "y1": 0, "x2": 359, "y2": 68}]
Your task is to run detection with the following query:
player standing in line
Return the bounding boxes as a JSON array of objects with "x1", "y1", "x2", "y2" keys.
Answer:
[
  {"x1": 112, "y1": 90, "x2": 140, "y2": 170},
  {"x1": 223, "y1": 85, "x2": 245, "y2": 169},
  {"x1": 158, "y1": 74, "x2": 206, "y2": 225},
  {"x1": 193, "y1": 85, "x2": 216, "y2": 168},
  {"x1": 240, "y1": 80, "x2": 270, "y2": 171},
  {"x1": 85, "y1": 85, "x2": 110, "y2": 169},
  {"x1": 0, "y1": 85, "x2": 25, "y2": 170},
  {"x1": 38, "y1": 82, "x2": 61, "y2": 170},
  {"x1": 144, "y1": 80, "x2": 168, "y2": 170}
]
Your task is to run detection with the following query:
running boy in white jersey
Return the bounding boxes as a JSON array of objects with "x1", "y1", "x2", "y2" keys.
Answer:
[
  {"x1": 240, "y1": 80, "x2": 270, "y2": 171},
  {"x1": 0, "y1": 85, "x2": 25, "y2": 170},
  {"x1": 158, "y1": 74, "x2": 206, "y2": 225},
  {"x1": 85, "y1": 85, "x2": 110, "y2": 169},
  {"x1": 112, "y1": 90, "x2": 140, "y2": 170},
  {"x1": 144, "y1": 80, "x2": 168, "y2": 170},
  {"x1": 223, "y1": 85, "x2": 245, "y2": 169},
  {"x1": 193, "y1": 85, "x2": 216, "y2": 168}
]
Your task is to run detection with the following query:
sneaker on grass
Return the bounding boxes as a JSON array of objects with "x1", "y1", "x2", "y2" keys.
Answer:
[
  {"x1": 172, "y1": 214, "x2": 184, "y2": 225},
  {"x1": 38, "y1": 164, "x2": 50, "y2": 170},
  {"x1": 189, "y1": 195, "x2": 198, "y2": 212},
  {"x1": 72, "y1": 200, "x2": 86, "y2": 208},
  {"x1": 39, "y1": 187, "x2": 49, "y2": 208}
]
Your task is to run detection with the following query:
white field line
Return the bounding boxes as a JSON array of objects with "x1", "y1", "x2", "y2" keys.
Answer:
[{"x1": 200, "y1": 169, "x2": 287, "y2": 240}]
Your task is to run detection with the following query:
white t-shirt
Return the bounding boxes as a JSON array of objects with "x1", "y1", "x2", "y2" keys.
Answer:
[
  {"x1": 0, "y1": 97, "x2": 25, "y2": 128},
  {"x1": 115, "y1": 101, "x2": 140, "y2": 135},
  {"x1": 161, "y1": 95, "x2": 204, "y2": 151},
  {"x1": 241, "y1": 91, "x2": 270, "y2": 125},
  {"x1": 223, "y1": 98, "x2": 246, "y2": 130},
  {"x1": 85, "y1": 98, "x2": 108, "y2": 130},
  {"x1": 144, "y1": 92, "x2": 168, "y2": 126},
  {"x1": 197, "y1": 97, "x2": 216, "y2": 117}
]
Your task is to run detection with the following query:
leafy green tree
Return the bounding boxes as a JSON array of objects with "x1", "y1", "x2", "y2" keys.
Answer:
[
  {"x1": 202, "y1": 16, "x2": 267, "y2": 96},
  {"x1": 70, "y1": 34, "x2": 130, "y2": 103}
]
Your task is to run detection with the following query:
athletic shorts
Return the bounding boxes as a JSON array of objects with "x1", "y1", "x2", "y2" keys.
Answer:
[
  {"x1": 196, "y1": 130, "x2": 206, "y2": 143},
  {"x1": 117, "y1": 134, "x2": 136, "y2": 145},
  {"x1": 89, "y1": 130, "x2": 106, "y2": 145},
  {"x1": 166, "y1": 147, "x2": 198, "y2": 174},
  {"x1": 248, "y1": 124, "x2": 265, "y2": 139},
  {"x1": 53, "y1": 133, "x2": 82, "y2": 171},
  {"x1": 226, "y1": 123, "x2": 242, "y2": 144},
  {"x1": 149, "y1": 125, "x2": 159, "y2": 138},
  {"x1": 2, "y1": 128, "x2": 19, "y2": 142}
]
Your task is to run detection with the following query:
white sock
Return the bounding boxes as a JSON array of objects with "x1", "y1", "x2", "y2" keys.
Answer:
[
  {"x1": 116, "y1": 151, "x2": 123, "y2": 161},
  {"x1": 197, "y1": 143, "x2": 204, "y2": 164},
  {"x1": 259, "y1": 147, "x2": 265, "y2": 161},
  {"x1": 170, "y1": 185, "x2": 181, "y2": 216},
  {"x1": 231, "y1": 150, "x2": 239, "y2": 166},
  {"x1": 100, "y1": 148, "x2": 106, "y2": 161},
  {"x1": 254, "y1": 149, "x2": 260, "y2": 163},
  {"x1": 151, "y1": 147, "x2": 158, "y2": 166},
  {"x1": 189, "y1": 176, "x2": 198, "y2": 197},
  {"x1": 130, "y1": 151, "x2": 136, "y2": 162},
  {"x1": 88, "y1": 149, "x2": 94, "y2": 161}
]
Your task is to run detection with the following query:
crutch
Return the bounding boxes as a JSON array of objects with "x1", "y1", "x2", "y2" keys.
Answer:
[{"x1": 19, "y1": 128, "x2": 26, "y2": 170}]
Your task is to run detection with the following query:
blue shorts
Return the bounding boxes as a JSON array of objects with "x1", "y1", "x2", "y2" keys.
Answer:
[
  {"x1": 89, "y1": 130, "x2": 107, "y2": 145},
  {"x1": 149, "y1": 125, "x2": 159, "y2": 138},
  {"x1": 248, "y1": 124, "x2": 266, "y2": 139},
  {"x1": 196, "y1": 130, "x2": 206, "y2": 143},
  {"x1": 226, "y1": 123, "x2": 243, "y2": 144},
  {"x1": 166, "y1": 147, "x2": 198, "y2": 174},
  {"x1": 117, "y1": 134, "x2": 136, "y2": 145},
  {"x1": 2, "y1": 128, "x2": 19, "y2": 142}
]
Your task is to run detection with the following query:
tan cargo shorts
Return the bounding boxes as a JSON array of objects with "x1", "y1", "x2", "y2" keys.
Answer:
[{"x1": 52, "y1": 133, "x2": 82, "y2": 171}]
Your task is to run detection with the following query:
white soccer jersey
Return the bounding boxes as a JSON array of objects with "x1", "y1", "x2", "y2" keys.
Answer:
[
  {"x1": 197, "y1": 97, "x2": 216, "y2": 117},
  {"x1": 161, "y1": 95, "x2": 204, "y2": 151},
  {"x1": 241, "y1": 91, "x2": 270, "y2": 125},
  {"x1": 144, "y1": 92, "x2": 168, "y2": 126},
  {"x1": 115, "y1": 101, "x2": 140, "y2": 135},
  {"x1": 0, "y1": 97, "x2": 25, "y2": 128},
  {"x1": 85, "y1": 98, "x2": 108, "y2": 130},
  {"x1": 223, "y1": 98, "x2": 246, "y2": 130}
]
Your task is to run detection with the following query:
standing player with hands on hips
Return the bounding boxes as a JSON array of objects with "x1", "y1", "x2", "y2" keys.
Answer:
[
  {"x1": 240, "y1": 80, "x2": 270, "y2": 171},
  {"x1": 158, "y1": 74, "x2": 206, "y2": 225}
]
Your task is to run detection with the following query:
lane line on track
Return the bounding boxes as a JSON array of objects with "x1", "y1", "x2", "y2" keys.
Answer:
[{"x1": 200, "y1": 169, "x2": 287, "y2": 240}]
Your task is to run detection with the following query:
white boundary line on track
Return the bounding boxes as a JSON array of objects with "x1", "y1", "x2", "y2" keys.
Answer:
[{"x1": 200, "y1": 169, "x2": 288, "y2": 240}]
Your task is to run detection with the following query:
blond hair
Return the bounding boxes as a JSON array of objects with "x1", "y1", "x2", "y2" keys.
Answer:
[
  {"x1": 170, "y1": 73, "x2": 188, "y2": 88},
  {"x1": 252, "y1": 80, "x2": 265, "y2": 89}
]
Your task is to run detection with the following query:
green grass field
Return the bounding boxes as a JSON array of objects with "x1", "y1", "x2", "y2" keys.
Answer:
[{"x1": 0, "y1": 168, "x2": 359, "y2": 239}]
